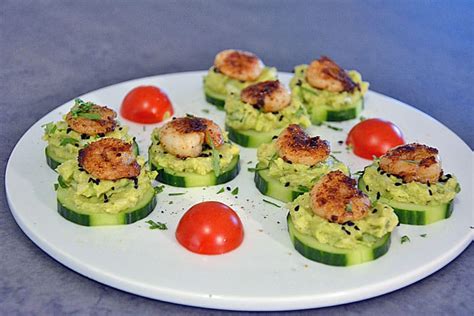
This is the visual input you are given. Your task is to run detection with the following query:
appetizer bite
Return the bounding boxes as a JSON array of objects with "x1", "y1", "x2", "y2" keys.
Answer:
[
  {"x1": 290, "y1": 56, "x2": 369, "y2": 124},
  {"x1": 253, "y1": 124, "x2": 348, "y2": 202},
  {"x1": 203, "y1": 49, "x2": 277, "y2": 109},
  {"x1": 55, "y1": 138, "x2": 157, "y2": 226},
  {"x1": 149, "y1": 116, "x2": 240, "y2": 187},
  {"x1": 288, "y1": 171, "x2": 398, "y2": 266},
  {"x1": 358, "y1": 143, "x2": 460, "y2": 225},
  {"x1": 225, "y1": 80, "x2": 311, "y2": 147},
  {"x1": 43, "y1": 99, "x2": 137, "y2": 170}
]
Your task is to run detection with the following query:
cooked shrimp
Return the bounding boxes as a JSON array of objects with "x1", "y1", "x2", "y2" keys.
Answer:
[
  {"x1": 66, "y1": 103, "x2": 117, "y2": 136},
  {"x1": 78, "y1": 138, "x2": 140, "y2": 181},
  {"x1": 311, "y1": 171, "x2": 370, "y2": 224},
  {"x1": 306, "y1": 56, "x2": 359, "y2": 93},
  {"x1": 159, "y1": 116, "x2": 224, "y2": 158},
  {"x1": 275, "y1": 124, "x2": 330, "y2": 166},
  {"x1": 240, "y1": 80, "x2": 291, "y2": 112},
  {"x1": 379, "y1": 143, "x2": 442, "y2": 184},
  {"x1": 214, "y1": 49, "x2": 263, "y2": 81}
]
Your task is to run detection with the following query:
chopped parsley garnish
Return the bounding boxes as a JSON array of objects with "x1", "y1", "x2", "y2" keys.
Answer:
[
  {"x1": 262, "y1": 199, "x2": 281, "y2": 208},
  {"x1": 401, "y1": 235, "x2": 410, "y2": 244},
  {"x1": 420, "y1": 234, "x2": 427, "y2": 238},
  {"x1": 53, "y1": 183, "x2": 59, "y2": 191},
  {"x1": 168, "y1": 192, "x2": 185, "y2": 196},
  {"x1": 332, "y1": 151, "x2": 342, "y2": 154},
  {"x1": 206, "y1": 131, "x2": 221, "y2": 177},
  {"x1": 201, "y1": 109, "x2": 210, "y2": 114},
  {"x1": 59, "y1": 137, "x2": 79, "y2": 146},
  {"x1": 247, "y1": 161, "x2": 253, "y2": 164},
  {"x1": 154, "y1": 185, "x2": 165, "y2": 195},
  {"x1": 325, "y1": 123, "x2": 343, "y2": 131},
  {"x1": 359, "y1": 116, "x2": 367, "y2": 121},
  {"x1": 216, "y1": 187, "x2": 225, "y2": 194},
  {"x1": 71, "y1": 99, "x2": 101, "y2": 120},
  {"x1": 345, "y1": 203, "x2": 353, "y2": 213},
  {"x1": 231, "y1": 187, "x2": 239, "y2": 195},
  {"x1": 247, "y1": 166, "x2": 269, "y2": 172},
  {"x1": 42, "y1": 122, "x2": 57, "y2": 135},
  {"x1": 145, "y1": 220, "x2": 168, "y2": 230}
]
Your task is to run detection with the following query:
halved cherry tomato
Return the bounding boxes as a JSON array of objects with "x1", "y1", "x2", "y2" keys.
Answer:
[
  {"x1": 176, "y1": 201, "x2": 244, "y2": 255},
  {"x1": 120, "y1": 85, "x2": 174, "y2": 124},
  {"x1": 346, "y1": 118, "x2": 405, "y2": 160}
]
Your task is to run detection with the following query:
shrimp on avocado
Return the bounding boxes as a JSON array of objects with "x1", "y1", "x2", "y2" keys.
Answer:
[
  {"x1": 275, "y1": 124, "x2": 330, "y2": 166},
  {"x1": 159, "y1": 116, "x2": 224, "y2": 158},
  {"x1": 240, "y1": 80, "x2": 291, "y2": 113},
  {"x1": 306, "y1": 56, "x2": 359, "y2": 93},
  {"x1": 379, "y1": 143, "x2": 442, "y2": 184},
  {"x1": 78, "y1": 138, "x2": 140, "y2": 181},
  {"x1": 311, "y1": 170, "x2": 370, "y2": 224},
  {"x1": 65, "y1": 99, "x2": 117, "y2": 136},
  {"x1": 214, "y1": 49, "x2": 264, "y2": 82}
]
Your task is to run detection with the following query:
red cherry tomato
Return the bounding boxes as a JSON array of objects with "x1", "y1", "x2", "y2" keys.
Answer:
[
  {"x1": 346, "y1": 118, "x2": 405, "y2": 160},
  {"x1": 176, "y1": 201, "x2": 244, "y2": 255},
  {"x1": 120, "y1": 86, "x2": 174, "y2": 124}
]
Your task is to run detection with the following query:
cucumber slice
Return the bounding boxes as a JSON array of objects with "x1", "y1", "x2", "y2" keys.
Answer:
[
  {"x1": 45, "y1": 139, "x2": 139, "y2": 171},
  {"x1": 203, "y1": 87, "x2": 226, "y2": 109},
  {"x1": 225, "y1": 124, "x2": 282, "y2": 148},
  {"x1": 57, "y1": 186, "x2": 156, "y2": 226},
  {"x1": 254, "y1": 164, "x2": 305, "y2": 202},
  {"x1": 288, "y1": 214, "x2": 391, "y2": 266},
  {"x1": 307, "y1": 98, "x2": 364, "y2": 124},
  {"x1": 358, "y1": 177, "x2": 454, "y2": 225},
  {"x1": 150, "y1": 155, "x2": 240, "y2": 187}
]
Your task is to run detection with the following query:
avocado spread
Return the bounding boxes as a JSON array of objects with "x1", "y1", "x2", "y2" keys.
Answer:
[
  {"x1": 148, "y1": 128, "x2": 240, "y2": 175},
  {"x1": 43, "y1": 120, "x2": 134, "y2": 162},
  {"x1": 289, "y1": 193, "x2": 398, "y2": 249},
  {"x1": 56, "y1": 157, "x2": 157, "y2": 214},
  {"x1": 361, "y1": 163, "x2": 460, "y2": 205},
  {"x1": 289, "y1": 65, "x2": 369, "y2": 110},
  {"x1": 225, "y1": 92, "x2": 311, "y2": 132},
  {"x1": 203, "y1": 66, "x2": 277, "y2": 98},
  {"x1": 257, "y1": 141, "x2": 349, "y2": 189}
]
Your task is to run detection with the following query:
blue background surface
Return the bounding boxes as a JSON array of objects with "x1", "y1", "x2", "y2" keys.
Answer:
[{"x1": 1, "y1": 1, "x2": 472, "y2": 314}]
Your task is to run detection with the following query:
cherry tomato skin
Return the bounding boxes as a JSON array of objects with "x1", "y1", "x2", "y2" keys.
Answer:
[
  {"x1": 346, "y1": 118, "x2": 405, "y2": 160},
  {"x1": 176, "y1": 201, "x2": 244, "y2": 255},
  {"x1": 120, "y1": 86, "x2": 174, "y2": 124}
]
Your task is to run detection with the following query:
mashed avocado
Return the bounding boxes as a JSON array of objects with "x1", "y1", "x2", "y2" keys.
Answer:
[
  {"x1": 225, "y1": 92, "x2": 311, "y2": 132},
  {"x1": 257, "y1": 141, "x2": 349, "y2": 188},
  {"x1": 203, "y1": 66, "x2": 277, "y2": 97},
  {"x1": 56, "y1": 157, "x2": 157, "y2": 214},
  {"x1": 289, "y1": 193, "x2": 398, "y2": 249},
  {"x1": 42, "y1": 120, "x2": 134, "y2": 162},
  {"x1": 148, "y1": 128, "x2": 240, "y2": 175},
  {"x1": 361, "y1": 163, "x2": 460, "y2": 205},
  {"x1": 289, "y1": 65, "x2": 369, "y2": 111}
]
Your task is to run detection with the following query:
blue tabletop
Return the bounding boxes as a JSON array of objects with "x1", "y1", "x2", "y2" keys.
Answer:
[{"x1": 1, "y1": 1, "x2": 472, "y2": 314}]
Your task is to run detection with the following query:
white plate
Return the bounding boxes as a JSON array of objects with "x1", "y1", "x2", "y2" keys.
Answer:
[{"x1": 5, "y1": 71, "x2": 473, "y2": 311}]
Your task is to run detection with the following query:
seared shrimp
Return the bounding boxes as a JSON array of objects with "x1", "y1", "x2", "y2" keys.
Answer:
[
  {"x1": 241, "y1": 80, "x2": 291, "y2": 112},
  {"x1": 311, "y1": 171, "x2": 370, "y2": 224},
  {"x1": 66, "y1": 103, "x2": 117, "y2": 136},
  {"x1": 275, "y1": 124, "x2": 330, "y2": 166},
  {"x1": 78, "y1": 138, "x2": 140, "y2": 181},
  {"x1": 306, "y1": 56, "x2": 359, "y2": 93},
  {"x1": 159, "y1": 116, "x2": 224, "y2": 158},
  {"x1": 214, "y1": 49, "x2": 263, "y2": 81},
  {"x1": 379, "y1": 143, "x2": 442, "y2": 184}
]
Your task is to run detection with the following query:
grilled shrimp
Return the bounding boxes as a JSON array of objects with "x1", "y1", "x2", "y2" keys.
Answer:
[
  {"x1": 78, "y1": 138, "x2": 140, "y2": 181},
  {"x1": 214, "y1": 49, "x2": 263, "y2": 81},
  {"x1": 306, "y1": 56, "x2": 359, "y2": 93},
  {"x1": 65, "y1": 104, "x2": 117, "y2": 136},
  {"x1": 159, "y1": 116, "x2": 224, "y2": 158},
  {"x1": 240, "y1": 80, "x2": 291, "y2": 112},
  {"x1": 275, "y1": 124, "x2": 330, "y2": 166},
  {"x1": 311, "y1": 171, "x2": 370, "y2": 224},
  {"x1": 379, "y1": 143, "x2": 442, "y2": 184}
]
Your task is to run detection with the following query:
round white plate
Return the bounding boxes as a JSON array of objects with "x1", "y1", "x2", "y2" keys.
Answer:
[{"x1": 5, "y1": 72, "x2": 473, "y2": 311}]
